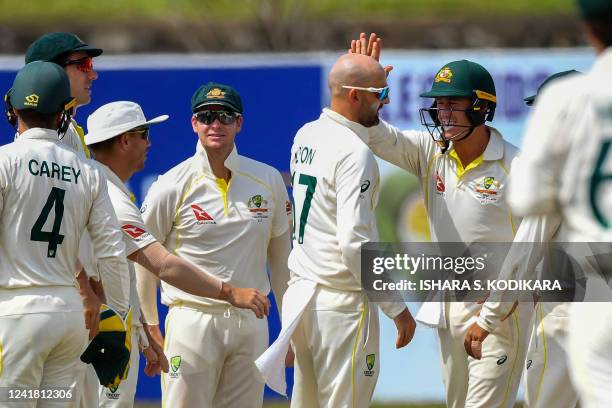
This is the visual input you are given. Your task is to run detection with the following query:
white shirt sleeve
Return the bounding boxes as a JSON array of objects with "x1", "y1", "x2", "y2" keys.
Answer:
[
  {"x1": 270, "y1": 170, "x2": 291, "y2": 238},
  {"x1": 87, "y1": 170, "x2": 131, "y2": 315},
  {"x1": 509, "y1": 87, "x2": 570, "y2": 216},
  {"x1": 140, "y1": 177, "x2": 177, "y2": 244},
  {"x1": 368, "y1": 120, "x2": 430, "y2": 177}
]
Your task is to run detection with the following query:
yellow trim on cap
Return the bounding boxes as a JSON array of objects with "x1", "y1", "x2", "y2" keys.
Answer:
[
  {"x1": 449, "y1": 150, "x2": 484, "y2": 179},
  {"x1": 474, "y1": 90, "x2": 497, "y2": 103},
  {"x1": 351, "y1": 301, "x2": 367, "y2": 408}
]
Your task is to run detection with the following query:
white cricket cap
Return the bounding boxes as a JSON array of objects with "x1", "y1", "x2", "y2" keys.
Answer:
[{"x1": 85, "y1": 101, "x2": 169, "y2": 145}]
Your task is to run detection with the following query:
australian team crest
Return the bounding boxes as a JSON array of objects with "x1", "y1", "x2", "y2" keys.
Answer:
[
  {"x1": 248, "y1": 194, "x2": 269, "y2": 221},
  {"x1": 474, "y1": 176, "x2": 501, "y2": 204},
  {"x1": 169, "y1": 356, "x2": 182, "y2": 378},
  {"x1": 434, "y1": 67, "x2": 453, "y2": 83},
  {"x1": 364, "y1": 354, "x2": 376, "y2": 376},
  {"x1": 206, "y1": 88, "x2": 226, "y2": 99}
]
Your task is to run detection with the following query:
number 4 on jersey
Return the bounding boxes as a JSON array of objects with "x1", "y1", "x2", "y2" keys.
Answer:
[{"x1": 31, "y1": 187, "x2": 66, "y2": 258}]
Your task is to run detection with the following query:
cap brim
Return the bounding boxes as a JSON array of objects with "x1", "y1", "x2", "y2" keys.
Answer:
[
  {"x1": 193, "y1": 101, "x2": 240, "y2": 113},
  {"x1": 523, "y1": 95, "x2": 535, "y2": 106},
  {"x1": 74, "y1": 45, "x2": 103, "y2": 58},
  {"x1": 419, "y1": 89, "x2": 473, "y2": 98},
  {"x1": 85, "y1": 114, "x2": 169, "y2": 145}
]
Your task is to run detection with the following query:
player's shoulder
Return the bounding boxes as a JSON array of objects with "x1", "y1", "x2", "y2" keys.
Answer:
[
  {"x1": 237, "y1": 155, "x2": 286, "y2": 191},
  {"x1": 145, "y1": 157, "x2": 195, "y2": 203}
]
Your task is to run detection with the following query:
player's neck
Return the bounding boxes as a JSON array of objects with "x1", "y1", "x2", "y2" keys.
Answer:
[
  {"x1": 100, "y1": 157, "x2": 132, "y2": 183},
  {"x1": 205, "y1": 148, "x2": 232, "y2": 182},
  {"x1": 329, "y1": 101, "x2": 360, "y2": 124},
  {"x1": 452, "y1": 126, "x2": 490, "y2": 168}
]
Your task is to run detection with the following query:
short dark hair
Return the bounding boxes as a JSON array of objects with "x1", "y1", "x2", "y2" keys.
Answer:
[
  {"x1": 585, "y1": 17, "x2": 612, "y2": 47},
  {"x1": 88, "y1": 136, "x2": 119, "y2": 155},
  {"x1": 16, "y1": 109, "x2": 59, "y2": 129}
]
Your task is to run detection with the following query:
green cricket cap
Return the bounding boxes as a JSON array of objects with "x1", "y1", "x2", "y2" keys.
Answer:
[
  {"x1": 577, "y1": 0, "x2": 612, "y2": 19},
  {"x1": 524, "y1": 70, "x2": 581, "y2": 106},
  {"x1": 8, "y1": 61, "x2": 75, "y2": 114},
  {"x1": 25, "y1": 32, "x2": 103, "y2": 64},
  {"x1": 191, "y1": 82, "x2": 243, "y2": 113},
  {"x1": 420, "y1": 59, "x2": 497, "y2": 103}
]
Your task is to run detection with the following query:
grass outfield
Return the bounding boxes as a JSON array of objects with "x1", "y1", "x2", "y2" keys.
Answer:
[{"x1": 1, "y1": 0, "x2": 575, "y2": 23}]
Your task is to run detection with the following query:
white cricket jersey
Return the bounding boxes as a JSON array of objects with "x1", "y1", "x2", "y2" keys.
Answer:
[
  {"x1": 288, "y1": 108, "x2": 406, "y2": 319},
  {"x1": 0, "y1": 128, "x2": 130, "y2": 315},
  {"x1": 510, "y1": 48, "x2": 612, "y2": 242},
  {"x1": 363, "y1": 121, "x2": 521, "y2": 243},
  {"x1": 100, "y1": 163, "x2": 157, "y2": 325},
  {"x1": 141, "y1": 142, "x2": 290, "y2": 308}
]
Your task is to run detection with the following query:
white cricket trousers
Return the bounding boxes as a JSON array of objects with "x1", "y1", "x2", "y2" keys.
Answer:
[
  {"x1": 162, "y1": 303, "x2": 268, "y2": 408},
  {"x1": 290, "y1": 286, "x2": 380, "y2": 408},
  {"x1": 0, "y1": 309, "x2": 88, "y2": 408},
  {"x1": 438, "y1": 301, "x2": 532, "y2": 408},
  {"x1": 523, "y1": 302, "x2": 577, "y2": 408},
  {"x1": 568, "y1": 302, "x2": 612, "y2": 408}
]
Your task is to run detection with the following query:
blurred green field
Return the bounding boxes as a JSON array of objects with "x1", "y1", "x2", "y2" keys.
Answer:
[{"x1": 0, "y1": 0, "x2": 575, "y2": 23}]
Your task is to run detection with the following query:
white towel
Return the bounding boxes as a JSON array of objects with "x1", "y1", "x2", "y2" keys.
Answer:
[{"x1": 255, "y1": 278, "x2": 317, "y2": 396}]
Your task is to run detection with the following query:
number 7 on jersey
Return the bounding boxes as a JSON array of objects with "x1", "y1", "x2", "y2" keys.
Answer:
[{"x1": 292, "y1": 172, "x2": 317, "y2": 244}]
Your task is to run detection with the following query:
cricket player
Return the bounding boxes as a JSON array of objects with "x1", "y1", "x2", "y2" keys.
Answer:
[
  {"x1": 284, "y1": 53, "x2": 416, "y2": 408},
  {"x1": 465, "y1": 70, "x2": 582, "y2": 408},
  {"x1": 81, "y1": 100, "x2": 271, "y2": 407},
  {"x1": 137, "y1": 82, "x2": 291, "y2": 408},
  {"x1": 350, "y1": 33, "x2": 531, "y2": 407},
  {"x1": 0, "y1": 61, "x2": 130, "y2": 407},
  {"x1": 507, "y1": 0, "x2": 612, "y2": 406},
  {"x1": 26, "y1": 32, "x2": 106, "y2": 340}
]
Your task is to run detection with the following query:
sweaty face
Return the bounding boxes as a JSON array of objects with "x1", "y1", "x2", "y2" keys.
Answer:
[
  {"x1": 63, "y1": 51, "x2": 98, "y2": 107},
  {"x1": 435, "y1": 97, "x2": 472, "y2": 140},
  {"x1": 191, "y1": 105, "x2": 242, "y2": 154}
]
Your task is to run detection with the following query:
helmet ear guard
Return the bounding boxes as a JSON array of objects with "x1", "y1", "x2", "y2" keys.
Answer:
[
  {"x1": 4, "y1": 91, "x2": 17, "y2": 128},
  {"x1": 57, "y1": 97, "x2": 77, "y2": 137}
]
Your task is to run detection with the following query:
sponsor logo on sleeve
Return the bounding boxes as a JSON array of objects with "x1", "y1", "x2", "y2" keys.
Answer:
[
  {"x1": 121, "y1": 224, "x2": 149, "y2": 240},
  {"x1": 436, "y1": 173, "x2": 446, "y2": 194}
]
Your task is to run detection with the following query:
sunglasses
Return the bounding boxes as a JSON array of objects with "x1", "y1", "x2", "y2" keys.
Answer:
[
  {"x1": 341, "y1": 85, "x2": 390, "y2": 101},
  {"x1": 62, "y1": 56, "x2": 94, "y2": 73},
  {"x1": 126, "y1": 127, "x2": 149, "y2": 141},
  {"x1": 194, "y1": 110, "x2": 240, "y2": 125}
]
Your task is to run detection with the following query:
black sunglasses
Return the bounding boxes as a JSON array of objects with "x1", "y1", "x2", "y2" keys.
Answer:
[
  {"x1": 195, "y1": 110, "x2": 240, "y2": 125},
  {"x1": 126, "y1": 127, "x2": 149, "y2": 141}
]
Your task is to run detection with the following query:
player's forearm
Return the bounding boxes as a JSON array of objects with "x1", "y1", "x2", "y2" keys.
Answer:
[
  {"x1": 134, "y1": 242, "x2": 223, "y2": 300},
  {"x1": 368, "y1": 120, "x2": 420, "y2": 174},
  {"x1": 135, "y1": 262, "x2": 160, "y2": 325},
  {"x1": 268, "y1": 231, "x2": 291, "y2": 315}
]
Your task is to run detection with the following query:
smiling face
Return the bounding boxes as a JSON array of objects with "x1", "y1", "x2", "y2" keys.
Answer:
[
  {"x1": 63, "y1": 51, "x2": 98, "y2": 107},
  {"x1": 355, "y1": 70, "x2": 390, "y2": 127},
  {"x1": 434, "y1": 96, "x2": 473, "y2": 140},
  {"x1": 191, "y1": 105, "x2": 243, "y2": 155}
]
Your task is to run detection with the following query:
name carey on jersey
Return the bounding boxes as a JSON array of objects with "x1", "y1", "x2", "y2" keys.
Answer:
[{"x1": 28, "y1": 158, "x2": 81, "y2": 184}]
